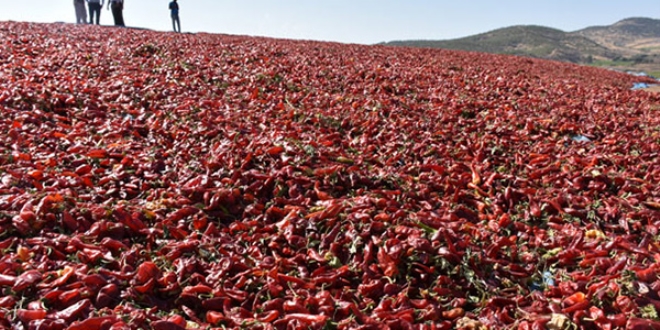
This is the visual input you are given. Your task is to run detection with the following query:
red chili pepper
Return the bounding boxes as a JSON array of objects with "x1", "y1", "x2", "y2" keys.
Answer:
[
  {"x1": 517, "y1": 320, "x2": 533, "y2": 330},
  {"x1": 260, "y1": 297, "x2": 284, "y2": 312},
  {"x1": 67, "y1": 236, "x2": 100, "y2": 252},
  {"x1": 134, "y1": 278, "x2": 156, "y2": 294},
  {"x1": 257, "y1": 310, "x2": 280, "y2": 323},
  {"x1": 201, "y1": 297, "x2": 229, "y2": 311},
  {"x1": 0, "y1": 296, "x2": 15, "y2": 308},
  {"x1": 134, "y1": 261, "x2": 161, "y2": 284},
  {"x1": 166, "y1": 315, "x2": 186, "y2": 328},
  {"x1": 16, "y1": 309, "x2": 47, "y2": 324},
  {"x1": 279, "y1": 313, "x2": 328, "y2": 325},
  {"x1": 113, "y1": 207, "x2": 147, "y2": 232},
  {"x1": 627, "y1": 318, "x2": 660, "y2": 330},
  {"x1": 151, "y1": 320, "x2": 186, "y2": 330},
  {"x1": 487, "y1": 297, "x2": 517, "y2": 308},
  {"x1": 100, "y1": 237, "x2": 129, "y2": 251},
  {"x1": 206, "y1": 311, "x2": 225, "y2": 325},
  {"x1": 278, "y1": 273, "x2": 311, "y2": 289},
  {"x1": 95, "y1": 294, "x2": 116, "y2": 309},
  {"x1": 221, "y1": 287, "x2": 248, "y2": 302},
  {"x1": 283, "y1": 300, "x2": 310, "y2": 314},
  {"x1": 182, "y1": 284, "x2": 213, "y2": 296},
  {"x1": 563, "y1": 291, "x2": 586, "y2": 306},
  {"x1": 67, "y1": 316, "x2": 120, "y2": 330},
  {"x1": 58, "y1": 288, "x2": 83, "y2": 307},
  {"x1": 616, "y1": 238, "x2": 651, "y2": 257},
  {"x1": 441, "y1": 307, "x2": 464, "y2": 320},
  {"x1": 12, "y1": 270, "x2": 42, "y2": 292},
  {"x1": 0, "y1": 274, "x2": 16, "y2": 287},
  {"x1": 38, "y1": 266, "x2": 75, "y2": 289},
  {"x1": 529, "y1": 199, "x2": 542, "y2": 218},
  {"x1": 46, "y1": 298, "x2": 91, "y2": 323},
  {"x1": 562, "y1": 300, "x2": 590, "y2": 314},
  {"x1": 636, "y1": 267, "x2": 658, "y2": 282},
  {"x1": 165, "y1": 206, "x2": 199, "y2": 223},
  {"x1": 532, "y1": 318, "x2": 549, "y2": 330}
]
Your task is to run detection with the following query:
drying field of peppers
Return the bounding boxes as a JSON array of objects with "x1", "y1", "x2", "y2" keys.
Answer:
[{"x1": 1, "y1": 21, "x2": 660, "y2": 330}]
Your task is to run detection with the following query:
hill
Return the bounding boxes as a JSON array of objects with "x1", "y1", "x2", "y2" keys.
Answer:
[
  {"x1": 575, "y1": 17, "x2": 660, "y2": 52},
  {"x1": 382, "y1": 17, "x2": 660, "y2": 76},
  {"x1": 384, "y1": 25, "x2": 616, "y2": 63}
]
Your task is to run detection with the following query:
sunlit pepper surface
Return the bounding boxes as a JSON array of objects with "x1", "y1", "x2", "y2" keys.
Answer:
[{"x1": 0, "y1": 21, "x2": 659, "y2": 330}]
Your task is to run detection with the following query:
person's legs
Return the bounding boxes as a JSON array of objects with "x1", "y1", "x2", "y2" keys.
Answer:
[
  {"x1": 172, "y1": 15, "x2": 180, "y2": 32},
  {"x1": 88, "y1": 4, "x2": 94, "y2": 24},
  {"x1": 81, "y1": 4, "x2": 87, "y2": 24},
  {"x1": 112, "y1": 6, "x2": 125, "y2": 26},
  {"x1": 75, "y1": 3, "x2": 82, "y2": 23},
  {"x1": 89, "y1": 3, "x2": 101, "y2": 25},
  {"x1": 96, "y1": 4, "x2": 102, "y2": 25},
  {"x1": 75, "y1": 2, "x2": 85, "y2": 23},
  {"x1": 111, "y1": 8, "x2": 118, "y2": 26}
]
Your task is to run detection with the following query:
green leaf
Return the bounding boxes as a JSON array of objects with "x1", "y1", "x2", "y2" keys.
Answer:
[
  {"x1": 641, "y1": 304, "x2": 659, "y2": 320},
  {"x1": 414, "y1": 221, "x2": 437, "y2": 234}
]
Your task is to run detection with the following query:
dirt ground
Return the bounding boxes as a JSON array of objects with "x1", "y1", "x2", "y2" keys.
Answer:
[{"x1": 644, "y1": 85, "x2": 660, "y2": 93}]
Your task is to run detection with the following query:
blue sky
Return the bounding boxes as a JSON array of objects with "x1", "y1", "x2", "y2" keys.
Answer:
[{"x1": 2, "y1": 1, "x2": 659, "y2": 44}]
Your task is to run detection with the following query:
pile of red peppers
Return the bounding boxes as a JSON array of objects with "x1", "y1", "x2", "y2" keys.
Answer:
[{"x1": 0, "y1": 21, "x2": 659, "y2": 329}]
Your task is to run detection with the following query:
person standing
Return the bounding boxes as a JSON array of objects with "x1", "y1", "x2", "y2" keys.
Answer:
[
  {"x1": 74, "y1": 0, "x2": 87, "y2": 24},
  {"x1": 87, "y1": 0, "x2": 103, "y2": 25},
  {"x1": 169, "y1": 0, "x2": 180, "y2": 33},
  {"x1": 108, "y1": 0, "x2": 125, "y2": 27}
]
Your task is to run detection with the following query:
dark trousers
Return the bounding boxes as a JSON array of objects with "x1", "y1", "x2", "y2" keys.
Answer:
[
  {"x1": 172, "y1": 15, "x2": 180, "y2": 33},
  {"x1": 111, "y1": 5, "x2": 125, "y2": 26},
  {"x1": 88, "y1": 3, "x2": 101, "y2": 25}
]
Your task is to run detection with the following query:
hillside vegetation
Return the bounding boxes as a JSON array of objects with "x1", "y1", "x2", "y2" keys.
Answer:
[
  {"x1": 576, "y1": 17, "x2": 660, "y2": 52},
  {"x1": 383, "y1": 17, "x2": 660, "y2": 76}
]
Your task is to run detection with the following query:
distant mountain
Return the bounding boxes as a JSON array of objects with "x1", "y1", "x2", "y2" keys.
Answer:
[
  {"x1": 381, "y1": 17, "x2": 660, "y2": 76},
  {"x1": 574, "y1": 17, "x2": 660, "y2": 53}
]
